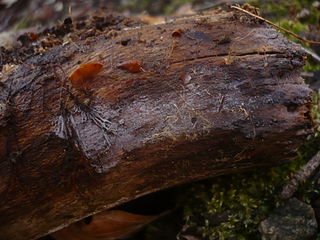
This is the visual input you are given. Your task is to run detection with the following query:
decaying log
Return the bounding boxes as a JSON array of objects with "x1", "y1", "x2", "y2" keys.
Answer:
[{"x1": 0, "y1": 8, "x2": 313, "y2": 240}]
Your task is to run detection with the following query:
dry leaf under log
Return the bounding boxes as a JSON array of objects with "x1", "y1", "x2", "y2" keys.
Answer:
[{"x1": 52, "y1": 210, "x2": 160, "y2": 240}]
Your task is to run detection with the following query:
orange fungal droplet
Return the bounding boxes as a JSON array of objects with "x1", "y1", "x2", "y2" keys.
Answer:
[
  {"x1": 117, "y1": 59, "x2": 143, "y2": 73},
  {"x1": 69, "y1": 62, "x2": 103, "y2": 89},
  {"x1": 172, "y1": 29, "x2": 184, "y2": 38}
]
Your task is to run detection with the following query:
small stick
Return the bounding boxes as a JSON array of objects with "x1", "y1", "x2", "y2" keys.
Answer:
[
  {"x1": 280, "y1": 151, "x2": 320, "y2": 200},
  {"x1": 302, "y1": 47, "x2": 320, "y2": 62},
  {"x1": 231, "y1": 5, "x2": 320, "y2": 45},
  {"x1": 218, "y1": 95, "x2": 225, "y2": 112}
]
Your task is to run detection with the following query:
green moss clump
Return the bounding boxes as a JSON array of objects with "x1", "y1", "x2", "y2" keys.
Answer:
[
  {"x1": 181, "y1": 169, "x2": 288, "y2": 239},
  {"x1": 181, "y1": 140, "x2": 319, "y2": 240},
  {"x1": 277, "y1": 19, "x2": 309, "y2": 42},
  {"x1": 118, "y1": 0, "x2": 151, "y2": 14},
  {"x1": 303, "y1": 61, "x2": 320, "y2": 72},
  {"x1": 14, "y1": 15, "x2": 33, "y2": 30},
  {"x1": 163, "y1": 0, "x2": 193, "y2": 15}
]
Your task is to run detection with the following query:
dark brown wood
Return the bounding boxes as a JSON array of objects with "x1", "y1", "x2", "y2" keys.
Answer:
[{"x1": 0, "y1": 9, "x2": 313, "y2": 240}]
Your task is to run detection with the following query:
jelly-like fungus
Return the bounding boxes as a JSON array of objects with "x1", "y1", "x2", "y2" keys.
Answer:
[
  {"x1": 117, "y1": 59, "x2": 143, "y2": 73},
  {"x1": 69, "y1": 62, "x2": 103, "y2": 88}
]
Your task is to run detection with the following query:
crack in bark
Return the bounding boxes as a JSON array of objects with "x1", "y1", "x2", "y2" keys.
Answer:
[{"x1": 171, "y1": 51, "x2": 288, "y2": 65}]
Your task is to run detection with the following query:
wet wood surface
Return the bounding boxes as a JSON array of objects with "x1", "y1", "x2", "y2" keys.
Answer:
[{"x1": 0, "y1": 9, "x2": 313, "y2": 239}]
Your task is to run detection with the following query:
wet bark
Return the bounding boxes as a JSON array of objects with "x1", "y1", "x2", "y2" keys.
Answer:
[{"x1": 0, "y1": 10, "x2": 313, "y2": 240}]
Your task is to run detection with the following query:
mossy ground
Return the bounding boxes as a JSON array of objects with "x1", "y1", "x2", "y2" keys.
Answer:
[{"x1": 179, "y1": 138, "x2": 319, "y2": 240}]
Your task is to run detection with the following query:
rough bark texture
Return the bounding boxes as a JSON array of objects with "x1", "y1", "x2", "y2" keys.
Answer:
[{"x1": 0, "y1": 9, "x2": 313, "y2": 240}]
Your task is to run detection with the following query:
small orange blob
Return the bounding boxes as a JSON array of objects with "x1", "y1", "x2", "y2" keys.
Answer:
[
  {"x1": 172, "y1": 29, "x2": 184, "y2": 38},
  {"x1": 69, "y1": 62, "x2": 103, "y2": 89},
  {"x1": 28, "y1": 32, "x2": 39, "y2": 41},
  {"x1": 117, "y1": 59, "x2": 143, "y2": 73},
  {"x1": 179, "y1": 73, "x2": 192, "y2": 84}
]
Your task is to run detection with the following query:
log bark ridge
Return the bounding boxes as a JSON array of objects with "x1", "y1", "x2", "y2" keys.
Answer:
[{"x1": 0, "y1": 9, "x2": 313, "y2": 240}]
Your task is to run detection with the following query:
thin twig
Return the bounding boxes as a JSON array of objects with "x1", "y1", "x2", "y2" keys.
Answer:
[
  {"x1": 218, "y1": 94, "x2": 225, "y2": 112},
  {"x1": 280, "y1": 151, "x2": 320, "y2": 200},
  {"x1": 302, "y1": 47, "x2": 320, "y2": 63},
  {"x1": 231, "y1": 5, "x2": 320, "y2": 45}
]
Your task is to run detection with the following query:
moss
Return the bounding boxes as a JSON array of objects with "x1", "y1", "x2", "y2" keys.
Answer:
[
  {"x1": 251, "y1": 0, "x2": 320, "y2": 23},
  {"x1": 251, "y1": 0, "x2": 320, "y2": 73},
  {"x1": 181, "y1": 170, "x2": 286, "y2": 239},
  {"x1": 163, "y1": 0, "x2": 193, "y2": 15},
  {"x1": 277, "y1": 19, "x2": 309, "y2": 42},
  {"x1": 304, "y1": 61, "x2": 320, "y2": 72},
  {"x1": 14, "y1": 15, "x2": 32, "y2": 30},
  {"x1": 118, "y1": 0, "x2": 150, "y2": 14},
  {"x1": 180, "y1": 135, "x2": 319, "y2": 239}
]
